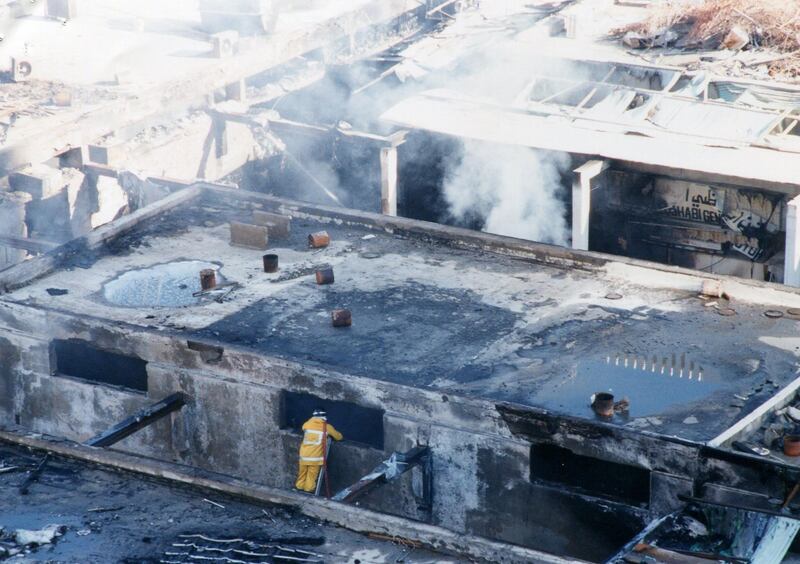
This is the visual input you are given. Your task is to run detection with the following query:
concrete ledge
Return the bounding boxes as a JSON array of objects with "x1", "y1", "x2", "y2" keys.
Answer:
[
  {"x1": 9, "y1": 165, "x2": 64, "y2": 200},
  {"x1": 0, "y1": 428, "x2": 580, "y2": 564},
  {"x1": 252, "y1": 210, "x2": 291, "y2": 239},
  {"x1": 6, "y1": 179, "x2": 800, "y2": 307},
  {"x1": 229, "y1": 221, "x2": 269, "y2": 250}
]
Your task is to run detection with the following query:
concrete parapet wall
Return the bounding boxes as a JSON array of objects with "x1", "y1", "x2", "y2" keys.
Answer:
[{"x1": 0, "y1": 300, "x2": 648, "y2": 560}]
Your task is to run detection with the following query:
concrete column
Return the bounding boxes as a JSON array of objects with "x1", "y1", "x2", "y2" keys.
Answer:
[
  {"x1": 571, "y1": 159, "x2": 608, "y2": 251},
  {"x1": 213, "y1": 117, "x2": 229, "y2": 158},
  {"x1": 785, "y1": 195, "x2": 800, "y2": 287},
  {"x1": 0, "y1": 191, "x2": 33, "y2": 269},
  {"x1": 380, "y1": 146, "x2": 398, "y2": 216}
]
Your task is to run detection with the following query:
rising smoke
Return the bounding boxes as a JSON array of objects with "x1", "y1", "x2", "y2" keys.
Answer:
[{"x1": 442, "y1": 141, "x2": 571, "y2": 245}]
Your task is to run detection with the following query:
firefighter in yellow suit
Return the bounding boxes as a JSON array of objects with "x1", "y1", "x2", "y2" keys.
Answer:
[{"x1": 295, "y1": 408, "x2": 343, "y2": 493}]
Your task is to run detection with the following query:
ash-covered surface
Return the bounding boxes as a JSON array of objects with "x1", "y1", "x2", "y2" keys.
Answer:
[
  {"x1": 6, "y1": 192, "x2": 800, "y2": 442},
  {"x1": 198, "y1": 283, "x2": 519, "y2": 387},
  {"x1": 0, "y1": 443, "x2": 458, "y2": 563}
]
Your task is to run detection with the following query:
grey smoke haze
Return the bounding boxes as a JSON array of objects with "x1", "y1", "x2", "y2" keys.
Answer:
[
  {"x1": 5, "y1": 1, "x2": 578, "y2": 248},
  {"x1": 442, "y1": 141, "x2": 570, "y2": 245}
]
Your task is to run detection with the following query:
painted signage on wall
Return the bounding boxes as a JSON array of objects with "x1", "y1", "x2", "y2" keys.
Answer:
[{"x1": 660, "y1": 184, "x2": 725, "y2": 225}]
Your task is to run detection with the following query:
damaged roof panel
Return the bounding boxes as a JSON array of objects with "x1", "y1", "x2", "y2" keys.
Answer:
[{"x1": 381, "y1": 90, "x2": 800, "y2": 190}]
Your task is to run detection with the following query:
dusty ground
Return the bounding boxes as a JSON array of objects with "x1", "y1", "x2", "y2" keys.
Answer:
[{"x1": 0, "y1": 443, "x2": 460, "y2": 563}]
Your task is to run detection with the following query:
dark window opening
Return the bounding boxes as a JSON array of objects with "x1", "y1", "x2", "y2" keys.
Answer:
[
  {"x1": 51, "y1": 339, "x2": 148, "y2": 393},
  {"x1": 530, "y1": 443, "x2": 650, "y2": 506},
  {"x1": 280, "y1": 391, "x2": 384, "y2": 450}
]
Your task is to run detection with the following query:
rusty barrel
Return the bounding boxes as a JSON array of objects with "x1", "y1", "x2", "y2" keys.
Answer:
[
  {"x1": 309, "y1": 231, "x2": 330, "y2": 248},
  {"x1": 315, "y1": 268, "x2": 334, "y2": 285},
  {"x1": 331, "y1": 309, "x2": 352, "y2": 327},
  {"x1": 200, "y1": 269, "x2": 217, "y2": 291},
  {"x1": 263, "y1": 254, "x2": 279, "y2": 273}
]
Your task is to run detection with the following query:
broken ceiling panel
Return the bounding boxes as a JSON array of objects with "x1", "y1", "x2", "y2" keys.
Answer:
[{"x1": 646, "y1": 98, "x2": 779, "y2": 143}]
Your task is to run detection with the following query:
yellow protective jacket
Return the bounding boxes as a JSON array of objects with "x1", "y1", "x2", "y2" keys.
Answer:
[{"x1": 299, "y1": 417, "x2": 343, "y2": 466}]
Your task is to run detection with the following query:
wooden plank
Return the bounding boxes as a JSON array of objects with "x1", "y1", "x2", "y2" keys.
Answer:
[
  {"x1": 624, "y1": 544, "x2": 715, "y2": 564},
  {"x1": 750, "y1": 516, "x2": 800, "y2": 564},
  {"x1": 605, "y1": 514, "x2": 674, "y2": 563}
]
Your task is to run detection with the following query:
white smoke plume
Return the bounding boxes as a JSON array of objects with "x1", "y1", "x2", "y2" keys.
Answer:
[{"x1": 442, "y1": 140, "x2": 571, "y2": 245}]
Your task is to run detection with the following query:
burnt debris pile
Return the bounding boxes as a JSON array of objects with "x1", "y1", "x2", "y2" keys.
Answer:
[{"x1": 160, "y1": 533, "x2": 325, "y2": 564}]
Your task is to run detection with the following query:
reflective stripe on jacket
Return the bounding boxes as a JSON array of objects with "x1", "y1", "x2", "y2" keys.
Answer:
[{"x1": 299, "y1": 417, "x2": 343, "y2": 465}]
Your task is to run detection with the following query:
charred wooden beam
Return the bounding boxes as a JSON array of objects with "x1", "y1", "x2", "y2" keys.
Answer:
[
  {"x1": 333, "y1": 446, "x2": 430, "y2": 504},
  {"x1": 20, "y1": 393, "x2": 187, "y2": 494},
  {"x1": 85, "y1": 392, "x2": 187, "y2": 448},
  {"x1": 208, "y1": 110, "x2": 408, "y2": 146},
  {"x1": 18, "y1": 453, "x2": 51, "y2": 495},
  {"x1": 0, "y1": 234, "x2": 59, "y2": 253}
]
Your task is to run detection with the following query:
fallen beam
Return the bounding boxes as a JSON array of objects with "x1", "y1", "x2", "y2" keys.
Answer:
[
  {"x1": 18, "y1": 453, "x2": 51, "y2": 495},
  {"x1": 85, "y1": 392, "x2": 187, "y2": 448},
  {"x1": 19, "y1": 393, "x2": 187, "y2": 494},
  {"x1": 0, "y1": 234, "x2": 59, "y2": 254},
  {"x1": 426, "y1": 0, "x2": 459, "y2": 18},
  {"x1": 678, "y1": 494, "x2": 800, "y2": 521},
  {"x1": 332, "y1": 446, "x2": 430, "y2": 504}
]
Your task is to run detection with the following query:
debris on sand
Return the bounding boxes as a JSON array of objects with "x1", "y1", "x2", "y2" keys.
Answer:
[
  {"x1": 615, "y1": 0, "x2": 800, "y2": 77},
  {"x1": 13, "y1": 524, "x2": 66, "y2": 546}
]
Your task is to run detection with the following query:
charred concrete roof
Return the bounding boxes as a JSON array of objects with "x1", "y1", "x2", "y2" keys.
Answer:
[{"x1": 3, "y1": 185, "x2": 800, "y2": 445}]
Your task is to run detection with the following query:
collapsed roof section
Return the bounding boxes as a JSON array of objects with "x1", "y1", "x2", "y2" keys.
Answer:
[
  {"x1": 513, "y1": 57, "x2": 800, "y2": 150},
  {"x1": 381, "y1": 50, "x2": 800, "y2": 192}
]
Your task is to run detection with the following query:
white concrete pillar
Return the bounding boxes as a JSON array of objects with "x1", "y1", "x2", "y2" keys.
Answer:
[
  {"x1": 380, "y1": 146, "x2": 398, "y2": 216},
  {"x1": 571, "y1": 159, "x2": 609, "y2": 251},
  {"x1": 785, "y1": 195, "x2": 800, "y2": 287},
  {"x1": 0, "y1": 191, "x2": 32, "y2": 269}
]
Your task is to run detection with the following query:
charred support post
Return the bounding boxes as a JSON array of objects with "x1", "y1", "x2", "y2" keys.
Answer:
[
  {"x1": 571, "y1": 159, "x2": 609, "y2": 251},
  {"x1": 85, "y1": 392, "x2": 187, "y2": 447},
  {"x1": 333, "y1": 446, "x2": 431, "y2": 504},
  {"x1": 213, "y1": 115, "x2": 229, "y2": 159},
  {"x1": 785, "y1": 195, "x2": 800, "y2": 287}
]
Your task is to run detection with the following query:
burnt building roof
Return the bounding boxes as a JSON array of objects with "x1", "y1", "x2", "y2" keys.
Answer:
[{"x1": 2, "y1": 184, "x2": 800, "y2": 444}]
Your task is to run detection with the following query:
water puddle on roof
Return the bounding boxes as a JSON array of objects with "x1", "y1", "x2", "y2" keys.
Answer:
[
  {"x1": 534, "y1": 354, "x2": 721, "y2": 419},
  {"x1": 103, "y1": 261, "x2": 223, "y2": 308}
]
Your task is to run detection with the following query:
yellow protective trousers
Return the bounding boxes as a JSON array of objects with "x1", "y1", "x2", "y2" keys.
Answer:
[{"x1": 295, "y1": 464, "x2": 322, "y2": 492}]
